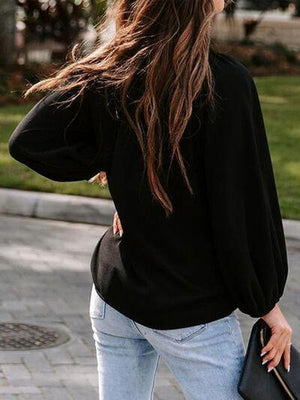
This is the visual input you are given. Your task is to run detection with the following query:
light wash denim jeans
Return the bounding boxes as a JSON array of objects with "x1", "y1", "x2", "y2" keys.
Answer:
[{"x1": 89, "y1": 283, "x2": 245, "y2": 400}]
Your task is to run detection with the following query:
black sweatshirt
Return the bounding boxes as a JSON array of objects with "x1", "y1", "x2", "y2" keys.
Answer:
[{"x1": 8, "y1": 50, "x2": 289, "y2": 329}]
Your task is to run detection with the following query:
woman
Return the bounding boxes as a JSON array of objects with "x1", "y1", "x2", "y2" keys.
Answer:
[{"x1": 8, "y1": 0, "x2": 292, "y2": 399}]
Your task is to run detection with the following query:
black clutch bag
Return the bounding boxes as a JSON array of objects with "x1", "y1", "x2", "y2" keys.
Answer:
[{"x1": 238, "y1": 318, "x2": 300, "y2": 400}]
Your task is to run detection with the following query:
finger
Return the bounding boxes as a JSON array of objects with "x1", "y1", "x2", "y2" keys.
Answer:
[
  {"x1": 117, "y1": 216, "x2": 123, "y2": 236},
  {"x1": 101, "y1": 171, "x2": 107, "y2": 183},
  {"x1": 262, "y1": 336, "x2": 290, "y2": 371},
  {"x1": 117, "y1": 215, "x2": 123, "y2": 236},
  {"x1": 262, "y1": 331, "x2": 288, "y2": 360},
  {"x1": 261, "y1": 332, "x2": 280, "y2": 356},
  {"x1": 283, "y1": 343, "x2": 291, "y2": 372},
  {"x1": 113, "y1": 212, "x2": 118, "y2": 234},
  {"x1": 261, "y1": 346, "x2": 278, "y2": 365},
  {"x1": 266, "y1": 349, "x2": 282, "y2": 372},
  {"x1": 88, "y1": 173, "x2": 100, "y2": 183},
  {"x1": 261, "y1": 325, "x2": 292, "y2": 356},
  {"x1": 99, "y1": 171, "x2": 108, "y2": 186}
]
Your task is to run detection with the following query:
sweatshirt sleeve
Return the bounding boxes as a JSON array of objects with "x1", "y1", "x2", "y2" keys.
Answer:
[
  {"x1": 8, "y1": 84, "x2": 112, "y2": 182},
  {"x1": 204, "y1": 63, "x2": 288, "y2": 318}
]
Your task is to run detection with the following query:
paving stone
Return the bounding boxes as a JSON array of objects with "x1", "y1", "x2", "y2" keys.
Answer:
[
  {"x1": 0, "y1": 386, "x2": 40, "y2": 394},
  {"x1": 17, "y1": 394, "x2": 45, "y2": 400},
  {"x1": 0, "y1": 301, "x2": 28, "y2": 312},
  {"x1": 2, "y1": 365, "x2": 31, "y2": 381},
  {"x1": 0, "y1": 377, "x2": 8, "y2": 386},
  {"x1": 44, "y1": 347, "x2": 74, "y2": 366},
  {"x1": 0, "y1": 354, "x2": 23, "y2": 364},
  {"x1": 64, "y1": 385, "x2": 98, "y2": 400},
  {"x1": 85, "y1": 373, "x2": 98, "y2": 388},
  {"x1": 23, "y1": 353, "x2": 54, "y2": 373},
  {"x1": 0, "y1": 312, "x2": 15, "y2": 322},
  {"x1": 41, "y1": 387, "x2": 73, "y2": 400},
  {"x1": 29, "y1": 375, "x2": 63, "y2": 388},
  {"x1": 73, "y1": 357, "x2": 97, "y2": 365},
  {"x1": 64, "y1": 338, "x2": 94, "y2": 358}
]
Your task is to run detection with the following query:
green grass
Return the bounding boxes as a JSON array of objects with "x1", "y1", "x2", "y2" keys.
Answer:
[
  {"x1": 254, "y1": 76, "x2": 300, "y2": 220},
  {"x1": 1, "y1": 76, "x2": 300, "y2": 219}
]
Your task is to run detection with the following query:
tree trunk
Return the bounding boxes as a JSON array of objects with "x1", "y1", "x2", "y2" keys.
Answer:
[
  {"x1": 0, "y1": 0, "x2": 16, "y2": 66},
  {"x1": 224, "y1": 1, "x2": 237, "y2": 19},
  {"x1": 295, "y1": 0, "x2": 300, "y2": 17}
]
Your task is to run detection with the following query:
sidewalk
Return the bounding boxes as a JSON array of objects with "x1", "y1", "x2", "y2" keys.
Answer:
[{"x1": 0, "y1": 210, "x2": 299, "y2": 399}]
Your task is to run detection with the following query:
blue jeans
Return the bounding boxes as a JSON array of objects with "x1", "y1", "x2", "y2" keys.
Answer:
[{"x1": 89, "y1": 283, "x2": 245, "y2": 400}]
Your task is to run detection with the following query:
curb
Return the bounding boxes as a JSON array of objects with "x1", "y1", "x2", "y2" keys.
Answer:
[
  {"x1": 0, "y1": 188, "x2": 115, "y2": 226},
  {"x1": 282, "y1": 219, "x2": 300, "y2": 242},
  {"x1": 0, "y1": 188, "x2": 299, "y2": 240}
]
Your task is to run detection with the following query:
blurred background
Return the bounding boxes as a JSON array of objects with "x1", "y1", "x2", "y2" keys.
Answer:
[
  {"x1": 0, "y1": 0, "x2": 300, "y2": 218},
  {"x1": 0, "y1": 2, "x2": 299, "y2": 400}
]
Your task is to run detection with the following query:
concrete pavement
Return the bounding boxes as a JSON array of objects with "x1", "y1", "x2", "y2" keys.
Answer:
[{"x1": 0, "y1": 214, "x2": 299, "y2": 400}]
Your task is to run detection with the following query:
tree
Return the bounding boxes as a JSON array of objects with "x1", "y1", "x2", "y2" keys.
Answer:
[
  {"x1": 224, "y1": 1, "x2": 238, "y2": 20},
  {"x1": 294, "y1": 0, "x2": 300, "y2": 16},
  {"x1": 17, "y1": 0, "x2": 107, "y2": 60},
  {"x1": 17, "y1": 0, "x2": 89, "y2": 50},
  {"x1": 0, "y1": 0, "x2": 17, "y2": 65},
  {"x1": 89, "y1": 0, "x2": 107, "y2": 26}
]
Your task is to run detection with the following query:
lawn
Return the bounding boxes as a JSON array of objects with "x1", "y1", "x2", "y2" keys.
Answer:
[
  {"x1": 254, "y1": 76, "x2": 300, "y2": 220},
  {"x1": 1, "y1": 76, "x2": 300, "y2": 219}
]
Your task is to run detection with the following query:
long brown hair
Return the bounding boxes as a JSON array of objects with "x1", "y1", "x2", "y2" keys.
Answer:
[{"x1": 24, "y1": 0, "x2": 230, "y2": 217}]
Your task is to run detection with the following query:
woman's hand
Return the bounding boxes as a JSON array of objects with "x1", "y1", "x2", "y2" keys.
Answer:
[
  {"x1": 260, "y1": 304, "x2": 292, "y2": 373},
  {"x1": 88, "y1": 171, "x2": 107, "y2": 186},
  {"x1": 113, "y1": 212, "x2": 123, "y2": 237},
  {"x1": 88, "y1": 172, "x2": 123, "y2": 236}
]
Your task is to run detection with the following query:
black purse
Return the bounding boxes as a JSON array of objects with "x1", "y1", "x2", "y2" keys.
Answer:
[{"x1": 238, "y1": 318, "x2": 300, "y2": 399}]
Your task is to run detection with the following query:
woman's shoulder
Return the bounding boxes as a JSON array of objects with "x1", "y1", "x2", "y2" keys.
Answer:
[{"x1": 209, "y1": 49, "x2": 253, "y2": 88}]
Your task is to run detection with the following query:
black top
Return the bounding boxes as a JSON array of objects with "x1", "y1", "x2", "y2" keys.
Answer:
[{"x1": 8, "y1": 50, "x2": 289, "y2": 329}]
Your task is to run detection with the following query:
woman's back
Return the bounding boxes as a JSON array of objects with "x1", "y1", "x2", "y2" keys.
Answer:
[
  {"x1": 9, "y1": 50, "x2": 288, "y2": 330},
  {"x1": 90, "y1": 49, "x2": 288, "y2": 329}
]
